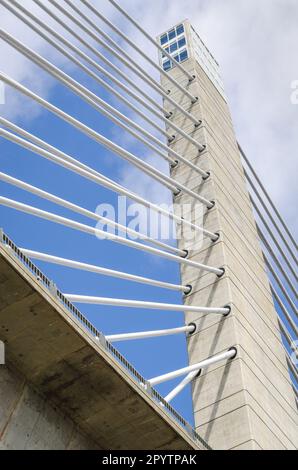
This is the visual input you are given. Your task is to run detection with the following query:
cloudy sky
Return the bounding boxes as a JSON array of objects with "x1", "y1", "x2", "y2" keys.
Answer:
[{"x1": 0, "y1": 0, "x2": 297, "y2": 424}]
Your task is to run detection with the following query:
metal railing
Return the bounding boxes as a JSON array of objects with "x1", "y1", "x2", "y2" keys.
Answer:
[{"x1": 0, "y1": 229, "x2": 211, "y2": 451}]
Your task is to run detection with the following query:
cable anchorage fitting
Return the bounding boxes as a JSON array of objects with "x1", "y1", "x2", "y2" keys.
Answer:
[
  {"x1": 207, "y1": 200, "x2": 216, "y2": 211},
  {"x1": 217, "y1": 267, "x2": 226, "y2": 278},
  {"x1": 187, "y1": 322, "x2": 197, "y2": 336},
  {"x1": 194, "y1": 120, "x2": 202, "y2": 128},
  {"x1": 202, "y1": 171, "x2": 211, "y2": 181},
  {"x1": 211, "y1": 232, "x2": 220, "y2": 243},
  {"x1": 173, "y1": 188, "x2": 182, "y2": 197},
  {"x1": 168, "y1": 135, "x2": 176, "y2": 144},
  {"x1": 199, "y1": 144, "x2": 207, "y2": 154},
  {"x1": 223, "y1": 304, "x2": 232, "y2": 317},
  {"x1": 184, "y1": 284, "x2": 193, "y2": 296},
  {"x1": 170, "y1": 160, "x2": 179, "y2": 169},
  {"x1": 228, "y1": 346, "x2": 238, "y2": 359}
]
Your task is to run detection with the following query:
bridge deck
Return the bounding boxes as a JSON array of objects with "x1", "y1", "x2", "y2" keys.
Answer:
[{"x1": 0, "y1": 236, "x2": 208, "y2": 450}]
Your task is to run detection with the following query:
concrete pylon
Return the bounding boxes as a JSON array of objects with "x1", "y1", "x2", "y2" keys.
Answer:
[{"x1": 158, "y1": 19, "x2": 298, "y2": 450}]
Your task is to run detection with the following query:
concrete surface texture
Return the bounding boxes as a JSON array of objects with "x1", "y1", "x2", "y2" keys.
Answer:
[
  {"x1": 162, "y1": 19, "x2": 298, "y2": 450},
  {"x1": 0, "y1": 241, "x2": 208, "y2": 450}
]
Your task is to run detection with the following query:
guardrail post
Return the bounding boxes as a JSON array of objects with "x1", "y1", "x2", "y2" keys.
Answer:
[
  {"x1": 95, "y1": 333, "x2": 107, "y2": 350},
  {"x1": 0, "y1": 228, "x2": 4, "y2": 245},
  {"x1": 49, "y1": 281, "x2": 58, "y2": 298},
  {"x1": 144, "y1": 380, "x2": 153, "y2": 397}
]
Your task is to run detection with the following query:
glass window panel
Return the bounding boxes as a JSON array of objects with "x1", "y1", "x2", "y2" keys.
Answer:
[
  {"x1": 173, "y1": 54, "x2": 180, "y2": 62},
  {"x1": 163, "y1": 60, "x2": 172, "y2": 71},
  {"x1": 176, "y1": 24, "x2": 184, "y2": 36},
  {"x1": 160, "y1": 34, "x2": 168, "y2": 45},
  {"x1": 178, "y1": 37, "x2": 186, "y2": 49},
  {"x1": 170, "y1": 42, "x2": 178, "y2": 53},
  {"x1": 179, "y1": 49, "x2": 188, "y2": 62},
  {"x1": 168, "y1": 29, "x2": 176, "y2": 41}
]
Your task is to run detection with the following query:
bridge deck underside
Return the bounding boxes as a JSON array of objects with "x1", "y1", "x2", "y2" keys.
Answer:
[{"x1": 0, "y1": 245, "x2": 201, "y2": 450}]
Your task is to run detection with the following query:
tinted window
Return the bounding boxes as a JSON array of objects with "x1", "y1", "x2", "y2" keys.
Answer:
[
  {"x1": 168, "y1": 29, "x2": 176, "y2": 41},
  {"x1": 180, "y1": 49, "x2": 188, "y2": 62},
  {"x1": 163, "y1": 60, "x2": 172, "y2": 71},
  {"x1": 160, "y1": 34, "x2": 168, "y2": 45},
  {"x1": 176, "y1": 24, "x2": 184, "y2": 36},
  {"x1": 178, "y1": 37, "x2": 186, "y2": 48},
  {"x1": 170, "y1": 42, "x2": 178, "y2": 53}
]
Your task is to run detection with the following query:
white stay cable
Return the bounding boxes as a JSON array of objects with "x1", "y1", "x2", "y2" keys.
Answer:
[
  {"x1": 239, "y1": 143, "x2": 297, "y2": 252},
  {"x1": 148, "y1": 348, "x2": 237, "y2": 386},
  {"x1": 1, "y1": 30, "x2": 208, "y2": 176},
  {"x1": 5, "y1": 0, "x2": 167, "y2": 117},
  {"x1": 107, "y1": 0, "x2": 195, "y2": 82},
  {"x1": 51, "y1": 0, "x2": 198, "y2": 103},
  {"x1": 63, "y1": 295, "x2": 230, "y2": 316},
  {"x1": 270, "y1": 284, "x2": 298, "y2": 337},
  {"x1": 0, "y1": 125, "x2": 218, "y2": 241},
  {"x1": 77, "y1": 0, "x2": 195, "y2": 90},
  {"x1": 18, "y1": 249, "x2": 191, "y2": 294},
  {"x1": 0, "y1": 196, "x2": 225, "y2": 276},
  {"x1": 0, "y1": 30, "x2": 175, "y2": 167},
  {"x1": 278, "y1": 316, "x2": 297, "y2": 354},
  {"x1": 258, "y1": 227, "x2": 298, "y2": 301},
  {"x1": 263, "y1": 252, "x2": 298, "y2": 319},
  {"x1": 0, "y1": 1, "x2": 172, "y2": 142},
  {"x1": 34, "y1": 0, "x2": 200, "y2": 125},
  {"x1": 58, "y1": 0, "x2": 208, "y2": 148},
  {"x1": 3, "y1": 0, "x2": 205, "y2": 149},
  {"x1": 245, "y1": 168, "x2": 297, "y2": 269},
  {"x1": 67, "y1": 0, "x2": 169, "y2": 94},
  {"x1": 251, "y1": 197, "x2": 297, "y2": 283},
  {"x1": 0, "y1": 74, "x2": 213, "y2": 208},
  {"x1": 0, "y1": 171, "x2": 185, "y2": 256},
  {"x1": 164, "y1": 370, "x2": 199, "y2": 404},
  {"x1": 293, "y1": 386, "x2": 298, "y2": 404},
  {"x1": 105, "y1": 325, "x2": 196, "y2": 343},
  {"x1": 0, "y1": 117, "x2": 112, "y2": 185},
  {"x1": 286, "y1": 351, "x2": 298, "y2": 383}
]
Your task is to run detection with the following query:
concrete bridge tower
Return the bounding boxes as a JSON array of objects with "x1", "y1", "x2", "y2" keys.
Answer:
[{"x1": 158, "y1": 20, "x2": 298, "y2": 450}]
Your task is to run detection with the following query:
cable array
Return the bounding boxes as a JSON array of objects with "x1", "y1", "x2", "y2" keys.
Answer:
[
  {"x1": 240, "y1": 145, "x2": 298, "y2": 395},
  {"x1": 0, "y1": 0, "x2": 234, "y2": 415},
  {"x1": 2, "y1": 0, "x2": 295, "y2": 422}
]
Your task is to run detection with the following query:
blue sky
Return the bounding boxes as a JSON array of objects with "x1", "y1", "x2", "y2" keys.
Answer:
[{"x1": 0, "y1": 0, "x2": 297, "y2": 426}]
